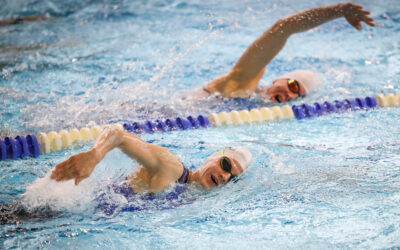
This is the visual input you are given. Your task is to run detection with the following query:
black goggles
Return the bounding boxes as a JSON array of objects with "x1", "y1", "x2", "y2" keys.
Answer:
[{"x1": 219, "y1": 156, "x2": 237, "y2": 182}]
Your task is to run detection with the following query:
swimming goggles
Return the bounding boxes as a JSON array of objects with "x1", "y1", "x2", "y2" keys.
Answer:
[
  {"x1": 219, "y1": 149, "x2": 236, "y2": 182},
  {"x1": 287, "y1": 79, "x2": 301, "y2": 96}
]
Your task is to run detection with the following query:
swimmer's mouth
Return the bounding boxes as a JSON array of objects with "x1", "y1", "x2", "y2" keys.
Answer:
[
  {"x1": 275, "y1": 95, "x2": 281, "y2": 103},
  {"x1": 211, "y1": 175, "x2": 218, "y2": 186}
]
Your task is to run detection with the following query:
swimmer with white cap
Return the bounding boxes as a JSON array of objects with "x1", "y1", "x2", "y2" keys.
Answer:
[
  {"x1": 202, "y1": 2, "x2": 374, "y2": 103},
  {"x1": 51, "y1": 127, "x2": 252, "y2": 192},
  {"x1": 194, "y1": 146, "x2": 252, "y2": 189}
]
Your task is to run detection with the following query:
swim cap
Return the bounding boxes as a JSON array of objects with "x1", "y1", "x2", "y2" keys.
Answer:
[
  {"x1": 275, "y1": 70, "x2": 323, "y2": 94},
  {"x1": 207, "y1": 146, "x2": 253, "y2": 171}
]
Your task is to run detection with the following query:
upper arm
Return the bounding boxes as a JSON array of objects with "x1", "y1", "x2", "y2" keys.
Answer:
[{"x1": 204, "y1": 20, "x2": 289, "y2": 96}]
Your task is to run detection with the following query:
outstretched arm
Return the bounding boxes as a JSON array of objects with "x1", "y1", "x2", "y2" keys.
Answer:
[
  {"x1": 204, "y1": 2, "x2": 374, "y2": 97},
  {"x1": 50, "y1": 127, "x2": 182, "y2": 185}
]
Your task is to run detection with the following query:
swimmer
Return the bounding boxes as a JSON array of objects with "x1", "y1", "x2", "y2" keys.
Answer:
[
  {"x1": 202, "y1": 2, "x2": 375, "y2": 103},
  {"x1": 50, "y1": 126, "x2": 252, "y2": 192}
]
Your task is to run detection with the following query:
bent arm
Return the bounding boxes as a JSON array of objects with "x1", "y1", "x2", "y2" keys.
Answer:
[
  {"x1": 92, "y1": 127, "x2": 166, "y2": 170},
  {"x1": 51, "y1": 127, "x2": 182, "y2": 184},
  {"x1": 205, "y1": 2, "x2": 374, "y2": 96}
]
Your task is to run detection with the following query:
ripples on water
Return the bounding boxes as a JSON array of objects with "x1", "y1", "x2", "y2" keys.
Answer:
[
  {"x1": 1, "y1": 0, "x2": 398, "y2": 132},
  {"x1": 1, "y1": 0, "x2": 400, "y2": 248}
]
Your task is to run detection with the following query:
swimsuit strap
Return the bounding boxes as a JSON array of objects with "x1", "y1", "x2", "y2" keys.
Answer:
[{"x1": 177, "y1": 165, "x2": 189, "y2": 184}]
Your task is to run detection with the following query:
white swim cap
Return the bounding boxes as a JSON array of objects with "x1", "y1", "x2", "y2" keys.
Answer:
[
  {"x1": 275, "y1": 70, "x2": 323, "y2": 94},
  {"x1": 207, "y1": 146, "x2": 253, "y2": 171}
]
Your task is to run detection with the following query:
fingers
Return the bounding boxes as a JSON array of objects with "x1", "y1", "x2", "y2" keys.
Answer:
[
  {"x1": 53, "y1": 166, "x2": 78, "y2": 181},
  {"x1": 346, "y1": 8, "x2": 375, "y2": 29},
  {"x1": 75, "y1": 177, "x2": 85, "y2": 185},
  {"x1": 50, "y1": 161, "x2": 67, "y2": 179},
  {"x1": 361, "y1": 10, "x2": 371, "y2": 15},
  {"x1": 344, "y1": 2, "x2": 375, "y2": 26},
  {"x1": 51, "y1": 159, "x2": 85, "y2": 185},
  {"x1": 364, "y1": 20, "x2": 375, "y2": 27},
  {"x1": 353, "y1": 21, "x2": 362, "y2": 30},
  {"x1": 345, "y1": 16, "x2": 362, "y2": 30},
  {"x1": 50, "y1": 158, "x2": 79, "y2": 182},
  {"x1": 356, "y1": 8, "x2": 375, "y2": 27},
  {"x1": 362, "y1": 14, "x2": 375, "y2": 27}
]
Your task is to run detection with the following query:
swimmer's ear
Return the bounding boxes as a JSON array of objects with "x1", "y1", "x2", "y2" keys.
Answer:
[{"x1": 75, "y1": 177, "x2": 84, "y2": 185}]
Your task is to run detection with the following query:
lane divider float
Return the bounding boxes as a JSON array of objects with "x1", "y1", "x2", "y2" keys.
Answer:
[{"x1": 1, "y1": 93, "x2": 399, "y2": 161}]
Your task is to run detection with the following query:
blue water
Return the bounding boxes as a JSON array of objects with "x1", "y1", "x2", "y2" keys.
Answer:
[{"x1": 1, "y1": 0, "x2": 400, "y2": 248}]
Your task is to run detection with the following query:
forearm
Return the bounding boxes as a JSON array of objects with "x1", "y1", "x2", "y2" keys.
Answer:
[
  {"x1": 50, "y1": 126, "x2": 126, "y2": 183},
  {"x1": 51, "y1": 126, "x2": 170, "y2": 184},
  {"x1": 279, "y1": 3, "x2": 345, "y2": 34},
  {"x1": 91, "y1": 126, "x2": 169, "y2": 171}
]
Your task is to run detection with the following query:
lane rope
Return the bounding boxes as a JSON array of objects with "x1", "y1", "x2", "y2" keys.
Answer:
[{"x1": 1, "y1": 93, "x2": 399, "y2": 161}]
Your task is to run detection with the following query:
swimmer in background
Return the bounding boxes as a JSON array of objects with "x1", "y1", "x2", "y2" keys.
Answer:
[
  {"x1": 51, "y1": 126, "x2": 252, "y2": 192},
  {"x1": 201, "y1": 2, "x2": 375, "y2": 103}
]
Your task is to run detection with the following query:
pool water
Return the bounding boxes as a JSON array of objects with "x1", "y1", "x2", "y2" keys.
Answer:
[{"x1": 1, "y1": 0, "x2": 400, "y2": 248}]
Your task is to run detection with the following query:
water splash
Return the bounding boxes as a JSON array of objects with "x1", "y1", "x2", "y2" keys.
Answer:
[{"x1": 20, "y1": 171, "x2": 96, "y2": 212}]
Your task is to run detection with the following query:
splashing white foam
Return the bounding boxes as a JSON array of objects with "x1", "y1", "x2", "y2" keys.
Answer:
[
  {"x1": 20, "y1": 171, "x2": 96, "y2": 212},
  {"x1": 17, "y1": 30, "x2": 219, "y2": 132}
]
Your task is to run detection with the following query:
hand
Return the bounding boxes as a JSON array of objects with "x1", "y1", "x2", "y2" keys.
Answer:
[
  {"x1": 50, "y1": 149, "x2": 99, "y2": 185},
  {"x1": 342, "y1": 2, "x2": 375, "y2": 30}
]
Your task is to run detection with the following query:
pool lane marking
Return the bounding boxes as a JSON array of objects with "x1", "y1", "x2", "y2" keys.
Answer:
[{"x1": 0, "y1": 92, "x2": 399, "y2": 160}]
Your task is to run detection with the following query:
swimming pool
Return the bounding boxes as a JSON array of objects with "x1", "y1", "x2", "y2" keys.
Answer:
[{"x1": 1, "y1": 0, "x2": 400, "y2": 248}]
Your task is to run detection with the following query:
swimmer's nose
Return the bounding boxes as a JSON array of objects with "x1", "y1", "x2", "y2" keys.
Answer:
[
  {"x1": 220, "y1": 172, "x2": 231, "y2": 184},
  {"x1": 274, "y1": 95, "x2": 288, "y2": 103}
]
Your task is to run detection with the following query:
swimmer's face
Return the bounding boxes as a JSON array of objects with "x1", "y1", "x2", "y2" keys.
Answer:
[
  {"x1": 266, "y1": 78, "x2": 306, "y2": 103},
  {"x1": 197, "y1": 156, "x2": 243, "y2": 190}
]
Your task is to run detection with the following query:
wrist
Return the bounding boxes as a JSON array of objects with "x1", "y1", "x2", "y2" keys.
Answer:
[
  {"x1": 339, "y1": 2, "x2": 352, "y2": 15},
  {"x1": 90, "y1": 147, "x2": 102, "y2": 164},
  {"x1": 330, "y1": 3, "x2": 344, "y2": 15}
]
